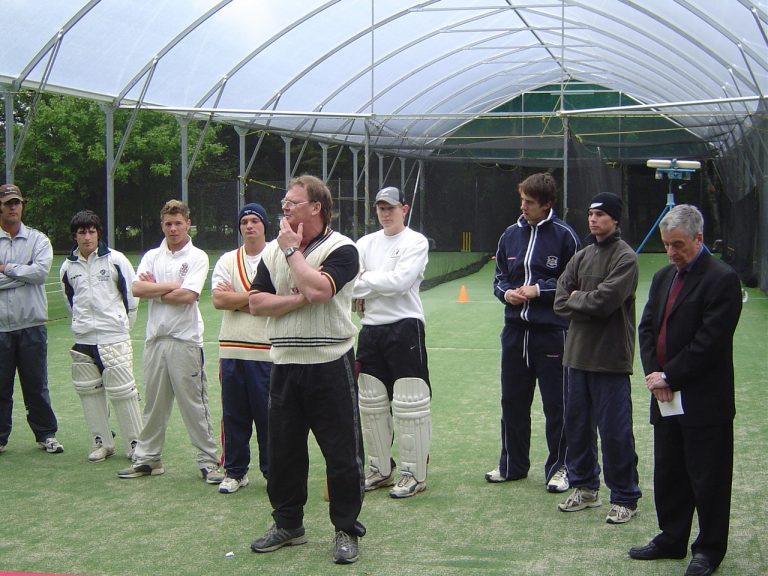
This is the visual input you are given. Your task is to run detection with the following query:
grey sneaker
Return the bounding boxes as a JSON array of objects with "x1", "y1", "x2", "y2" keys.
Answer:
[
  {"x1": 219, "y1": 475, "x2": 249, "y2": 494},
  {"x1": 88, "y1": 437, "x2": 115, "y2": 463},
  {"x1": 558, "y1": 487, "x2": 602, "y2": 512},
  {"x1": 364, "y1": 466, "x2": 395, "y2": 491},
  {"x1": 389, "y1": 472, "x2": 426, "y2": 498},
  {"x1": 202, "y1": 466, "x2": 225, "y2": 484},
  {"x1": 38, "y1": 437, "x2": 64, "y2": 454},
  {"x1": 547, "y1": 466, "x2": 569, "y2": 493},
  {"x1": 606, "y1": 504, "x2": 637, "y2": 524},
  {"x1": 251, "y1": 524, "x2": 307, "y2": 553},
  {"x1": 117, "y1": 461, "x2": 165, "y2": 478},
  {"x1": 333, "y1": 531, "x2": 359, "y2": 564}
]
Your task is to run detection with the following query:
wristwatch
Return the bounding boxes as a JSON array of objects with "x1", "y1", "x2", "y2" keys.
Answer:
[{"x1": 283, "y1": 246, "x2": 299, "y2": 258}]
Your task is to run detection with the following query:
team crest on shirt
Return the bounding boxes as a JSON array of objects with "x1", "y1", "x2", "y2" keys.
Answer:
[
  {"x1": 179, "y1": 263, "x2": 189, "y2": 278},
  {"x1": 389, "y1": 247, "x2": 402, "y2": 258},
  {"x1": 546, "y1": 256, "x2": 559, "y2": 269},
  {"x1": 98, "y1": 268, "x2": 110, "y2": 281}
]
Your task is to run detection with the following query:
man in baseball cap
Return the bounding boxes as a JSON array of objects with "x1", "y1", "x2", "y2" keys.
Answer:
[
  {"x1": 0, "y1": 184, "x2": 25, "y2": 203},
  {"x1": 0, "y1": 183, "x2": 64, "y2": 455}
]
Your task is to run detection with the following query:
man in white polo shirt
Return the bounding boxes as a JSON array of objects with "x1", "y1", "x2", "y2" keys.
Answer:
[{"x1": 118, "y1": 199, "x2": 221, "y2": 483}]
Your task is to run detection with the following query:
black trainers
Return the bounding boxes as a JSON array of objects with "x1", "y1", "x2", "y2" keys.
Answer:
[
  {"x1": 250, "y1": 524, "x2": 307, "y2": 553},
  {"x1": 333, "y1": 530, "x2": 359, "y2": 564}
]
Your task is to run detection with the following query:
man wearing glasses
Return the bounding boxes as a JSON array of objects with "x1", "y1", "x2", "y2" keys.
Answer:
[
  {"x1": 248, "y1": 175, "x2": 365, "y2": 565},
  {"x1": 0, "y1": 184, "x2": 63, "y2": 455}
]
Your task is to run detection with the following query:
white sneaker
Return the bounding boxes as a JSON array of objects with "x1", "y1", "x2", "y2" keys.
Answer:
[
  {"x1": 0, "y1": 443, "x2": 6, "y2": 453},
  {"x1": 389, "y1": 472, "x2": 426, "y2": 498},
  {"x1": 558, "y1": 487, "x2": 602, "y2": 512},
  {"x1": 606, "y1": 504, "x2": 637, "y2": 524},
  {"x1": 219, "y1": 475, "x2": 250, "y2": 494},
  {"x1": 364, "y1": 467, "x2": 395, "y2": 491},
  {"x1": 547, "y1": 466, "x2": 569, "y2": 493},
  {"x1": 485, "y1": 468, "x2": 512, "y2": 483},
  {"x1": 38, "y1": 437, "x2": 64, "y2": 454},
  {"x1": 88, "y1": 442, "x2": 115, "y2": 463}
]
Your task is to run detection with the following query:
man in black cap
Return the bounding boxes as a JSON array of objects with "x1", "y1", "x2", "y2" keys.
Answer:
[
  {"x1": 0, "y1": 184, "x2": 63, "y2": 455},
  {"x1": 553, "y1": 192, "x2": 642, "y2": 524},
  {"x1": 210, "y1": 203, "x2": 273, "y2": 493}
]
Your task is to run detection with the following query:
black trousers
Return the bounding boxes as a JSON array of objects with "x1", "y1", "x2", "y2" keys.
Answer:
[
  {"x1": 267, "y1": 348, "x2": 366, "y2": 537},
  {"x1": 652, "y1": 417, "x2": 733, "y2": 567}
]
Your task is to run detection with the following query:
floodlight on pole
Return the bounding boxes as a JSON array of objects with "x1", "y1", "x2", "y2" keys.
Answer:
[{"x1": 636, "y1": 159, "x2": 701, "y2": 253}]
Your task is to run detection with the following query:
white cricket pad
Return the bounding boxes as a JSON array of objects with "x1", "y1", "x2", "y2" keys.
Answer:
[
  {"x1": 358, "y1": 373, "x2": 393, "y2": 476},
  {"x1": 392, "y1": 377, "x2": 431, "y2": 482},
  {"x1": 99, "y1": 341, "x2": 143, "y2": 457},
  {"x1": 70, "y1": 348, "x2": 113, "y2": 449}
]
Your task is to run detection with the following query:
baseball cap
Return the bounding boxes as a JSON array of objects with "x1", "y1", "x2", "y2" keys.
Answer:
[
  {"x1": 375, "y1": 186, "x2": 405, "y2": 206},
  {"x1": 0, "y1": 184, "x2": 25, "y2": 203}
]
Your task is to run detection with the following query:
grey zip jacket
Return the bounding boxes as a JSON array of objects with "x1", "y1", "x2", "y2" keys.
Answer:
[{"x1": 0, "y1": 223, "x2": 53, "y2": 331}]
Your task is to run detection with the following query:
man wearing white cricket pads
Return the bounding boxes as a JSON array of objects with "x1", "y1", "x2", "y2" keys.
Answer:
[
  {"x1": 118, "y1": 200, "x2": 221, "y2": 483},
  {"x1": 352, "y1": 186, "x2": 431, "y2": 498},
  {"x1": 60, "y1": 210, "x2": 142, "y2": 462}
]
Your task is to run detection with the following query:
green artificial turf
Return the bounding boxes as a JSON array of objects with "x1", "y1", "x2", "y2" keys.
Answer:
[{"x1": 0, "y1": 254, "x2": 765, "y2": 575}]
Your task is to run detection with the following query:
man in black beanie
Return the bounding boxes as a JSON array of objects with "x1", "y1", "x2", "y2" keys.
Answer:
[
  {"x1": 553, "y1": 192, "x2": 642, "y2": 524},
  {"x1": 210, "y1": 203, "x2": 272, "y2": 493}
]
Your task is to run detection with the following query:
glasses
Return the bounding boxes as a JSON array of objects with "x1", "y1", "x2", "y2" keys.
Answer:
[
  {"x1": 1, "y1": 198, "x2": 25, "y2": 206},
  {"x1": 280, "y1": 199, "x2": 313, "y2": 208}
]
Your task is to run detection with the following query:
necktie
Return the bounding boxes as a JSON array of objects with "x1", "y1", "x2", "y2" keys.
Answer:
[{"x1": 656, "y1": 269, "x2": 686, "y2": 367}]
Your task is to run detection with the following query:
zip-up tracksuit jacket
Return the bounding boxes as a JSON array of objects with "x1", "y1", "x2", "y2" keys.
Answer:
[{"x1": 491, "y1": 209, "x2": 580, "y2": 482}]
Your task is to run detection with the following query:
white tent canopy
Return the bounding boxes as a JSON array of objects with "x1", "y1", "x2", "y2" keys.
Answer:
[{"x1": 2, "y1": 0, "x2": 766, "y2": 157}]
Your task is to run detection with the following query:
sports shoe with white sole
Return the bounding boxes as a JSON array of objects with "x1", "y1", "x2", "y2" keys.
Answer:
[
  {"x1": 0, "y1": 443, "x2": 6, "y2": 453},
  {"x1": 547, "y1": 466, "x2": 569, "y2": 493},
  {"x1": 219, "y1": 475, "x2": 249, "y2": 494},
  {"x1": 606, "y1": 504, "x2": 637, "y2": 524},
  {"x1": 364, "y1": 467, "x2": 395, "y2": 491},
  {"x1": 484, "y1": 468, "x2": 526, "y2": 483},
  {"x1": 389, "y1": 472, "x2": 426, "y2": 498},
  {"x1": 558, "y1": 487, "x2": 602, "y2": 512},
  {"x1": 202, "y1": 466, "x2": 225, "y2": 484},
  {"x1": 88, "y1": 441, "x2": 115, "y2": 463},
  {"x1": 38, "y1": 437, "x2": 64, "y2": 454},
  {"x1": 250, "y1": 524, "x2": 307, "y2": 553},
  {"x1": 117, "y1": 461, "x2": 165, "y2": 478},
  {"x1": 333, "y1": 530, "x2": 359, "y2": 564}
]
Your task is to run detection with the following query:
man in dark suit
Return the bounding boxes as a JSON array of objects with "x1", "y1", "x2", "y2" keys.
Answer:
[{"x1": 630, "y1": 204, "x2": 742, "y2": 576}]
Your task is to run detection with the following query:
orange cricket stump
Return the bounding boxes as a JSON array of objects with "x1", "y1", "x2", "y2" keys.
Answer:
[{"x1": 457, "y1": 285, "x2": 469, "y2": 303}]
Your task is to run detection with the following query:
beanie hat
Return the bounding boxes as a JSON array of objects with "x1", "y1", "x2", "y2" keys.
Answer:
[
  {"x1": 589, "y1": 192, "x2": 622, "y2": 222},
  {"x1": 238, "y1": 203, "x2": 269, "y2": 228}
]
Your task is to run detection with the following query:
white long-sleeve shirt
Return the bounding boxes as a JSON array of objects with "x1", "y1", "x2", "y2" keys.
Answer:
[{"x1": 352, "y1": 226, "x2": 429, "y2": 326}]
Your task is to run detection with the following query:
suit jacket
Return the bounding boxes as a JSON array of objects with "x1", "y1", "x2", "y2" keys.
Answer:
[{"x1": 638, "y1": 250, "x2": 742, "y2": 426}]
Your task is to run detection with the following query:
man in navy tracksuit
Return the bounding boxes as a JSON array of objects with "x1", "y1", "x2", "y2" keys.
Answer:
[{"x1": 486, "y1": 173, "x2": 580, "y2": 492}]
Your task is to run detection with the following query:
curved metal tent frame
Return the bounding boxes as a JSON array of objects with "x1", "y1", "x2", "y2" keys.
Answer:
[
  {"x1": 2, "y1": 0, "x2": 765, "y2": 146},
  {"x1": 1, "y1": 0, "x2": 766, "y2": 251}
]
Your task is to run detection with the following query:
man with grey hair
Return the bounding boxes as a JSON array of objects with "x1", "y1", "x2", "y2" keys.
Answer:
[{"x1": 631, "y1": 204, "x2": 742, "y2": 576}]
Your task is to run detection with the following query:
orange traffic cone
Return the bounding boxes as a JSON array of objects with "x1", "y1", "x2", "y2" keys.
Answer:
[{"x1": 457, "y1": 285, "x2": 469, "y2": 303}]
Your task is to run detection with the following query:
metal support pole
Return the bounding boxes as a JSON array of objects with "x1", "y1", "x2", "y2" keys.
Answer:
[
  {"x1": 351, "y1": 147, "x2": 360, "y2": 240},
  {"x1": 281, "y1": 137, "x2": 292, "y2": 191},
  {"x1": 177, "y1": 117, "x2": 190, "y2": 205},
  {"x1": 100, "y1": 104, "x2": 116, "y2": 248},
  {"x1": 235, "y1": 126, "x2": 248, "y2": 212},
  {"x1": 3, "y1": 89, "x2": 14, "y2": 183},
  {"x1": 319, "y1": 143, "x2": 329, "y2": 182}
]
